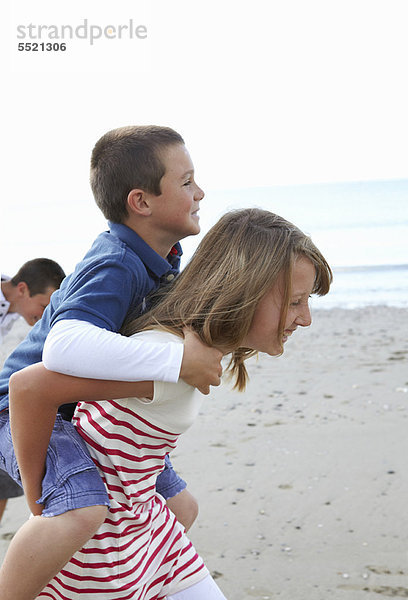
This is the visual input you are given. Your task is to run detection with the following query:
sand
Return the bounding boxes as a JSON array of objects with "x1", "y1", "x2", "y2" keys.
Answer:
[{"x1": 1, "y1": 307, "x2": 407, "y2": 599}]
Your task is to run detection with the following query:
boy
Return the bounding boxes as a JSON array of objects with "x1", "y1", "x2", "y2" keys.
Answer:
[
  {"x1": 0, "y1": 126, "x2": 222, "y2": 600},
  {"x1": 0, "y1": 258, "x2": 65, "y2": 522},
  {"x1": 0, "y1": 258, "x2": 65, "y2": 341}
]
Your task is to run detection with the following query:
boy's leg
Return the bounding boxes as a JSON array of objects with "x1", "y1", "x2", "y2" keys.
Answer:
[
  {"x1": 0, "y1": 505, "x2": 107, "y2": 600},
  {"x1": 166, "y1": 489, "x2": 198, "y2": 532},
  {"x1": 0, "y1": 498, "x2": 7, "y2": 522},
  {"x1": 157, "y1": 455, "x2": 198, "y2": 531},
  {"x1": 0, "y1": 413, "x2": 110, "y2": 600},
  {"x1": 167, "y1": 574, "x2": 227, "y2": 599}
]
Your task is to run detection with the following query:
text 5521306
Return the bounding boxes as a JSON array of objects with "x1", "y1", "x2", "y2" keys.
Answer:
[{"x1": 18, "y1": 43, "x2": 67, "y2": 51}]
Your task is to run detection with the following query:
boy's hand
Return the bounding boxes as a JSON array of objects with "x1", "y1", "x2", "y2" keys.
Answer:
[{"x1": 180, "y1": 329, "x2": 223, "y2": 394}]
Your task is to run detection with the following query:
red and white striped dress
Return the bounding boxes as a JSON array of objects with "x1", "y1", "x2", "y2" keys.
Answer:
[{"x1": 38, "y1": 330, "x2": 209, "y2": 600}]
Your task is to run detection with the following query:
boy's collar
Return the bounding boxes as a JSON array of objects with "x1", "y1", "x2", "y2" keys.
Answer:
[{"x1": 108, "y1": 222, "x2": 182, "y2": 276}]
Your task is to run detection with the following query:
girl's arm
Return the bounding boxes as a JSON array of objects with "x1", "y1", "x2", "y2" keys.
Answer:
[{"x1": 9, "y1": 363, "x2": 153, "y2": 515}]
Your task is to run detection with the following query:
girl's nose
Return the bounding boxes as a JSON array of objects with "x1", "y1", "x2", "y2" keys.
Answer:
[{"x1": 297, "y1": 305, "x2": 312, "y2": 327}]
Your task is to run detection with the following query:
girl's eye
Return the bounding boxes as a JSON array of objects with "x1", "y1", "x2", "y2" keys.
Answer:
[
  {"x1": 291, "y1": 300, "x2": 301, "y2": 306},
  {"x1": 183, "y1": 180, "x2": 192, "y2": 186}
]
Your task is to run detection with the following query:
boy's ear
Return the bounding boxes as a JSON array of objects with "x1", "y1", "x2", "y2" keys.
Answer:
[
  {"x1": 127, "y1": 189, "x2": 153, "y2": 217},
  {"x1": 16, "y1": 281, "x2": 30, "y2": 297}
]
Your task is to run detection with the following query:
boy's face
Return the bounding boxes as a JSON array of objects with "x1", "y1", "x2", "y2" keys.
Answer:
[
  {"x1": 17, "y1": 284, "x2": 56, "y2": 326},
  {"x1": 149, "y1": 144, "x2": 204, "y2": 245}
]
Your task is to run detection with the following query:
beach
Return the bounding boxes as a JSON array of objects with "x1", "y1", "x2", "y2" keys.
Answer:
[{"x1": 1, "y1": 307, "x2": 408, "y2": 599}]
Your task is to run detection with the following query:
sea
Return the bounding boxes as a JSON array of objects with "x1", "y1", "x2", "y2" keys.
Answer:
[
  {"x1": 182, "y1": 178, "x2": 408, "y2": 310},
  {"x1": 3, "y1": 179, "x2": 408, "y2": 310}
]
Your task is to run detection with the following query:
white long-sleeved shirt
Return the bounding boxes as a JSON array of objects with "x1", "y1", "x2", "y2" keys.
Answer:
[{"x1": 43, "y1": 319, "x2": 184, "y2": 383}]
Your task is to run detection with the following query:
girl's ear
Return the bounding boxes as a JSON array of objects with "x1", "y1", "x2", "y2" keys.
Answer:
[{"x1": 127, "y1": 189, "x2": 152, "y2": 217}]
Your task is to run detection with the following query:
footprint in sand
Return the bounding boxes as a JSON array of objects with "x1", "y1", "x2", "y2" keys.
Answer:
[
  {"x1": 339, "y1": 565, "x2": 408, "y2": 597},
  {"x1": 339, "y1": 584, "x2": 408, "y2": 597}
]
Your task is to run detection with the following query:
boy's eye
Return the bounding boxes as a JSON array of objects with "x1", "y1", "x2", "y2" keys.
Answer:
[{"x1": 183, "y1": 180, "x2": 192, "y2": 186}]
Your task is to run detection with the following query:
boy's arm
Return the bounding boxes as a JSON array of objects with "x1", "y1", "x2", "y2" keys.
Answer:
[
  {"x1": 180, "y1": 329, "x2": 223, "y2": 394},
  {"x1": 9, "y1": 364, "x2": 154, "y2": 515},
  {"x1": 43, "y1": 320, "x2": 222, "y2": 394}
]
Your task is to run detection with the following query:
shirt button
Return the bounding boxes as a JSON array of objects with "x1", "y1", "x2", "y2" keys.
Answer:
[{"x1": 166, "y1": 274, "x2": 175, "y2": 282}]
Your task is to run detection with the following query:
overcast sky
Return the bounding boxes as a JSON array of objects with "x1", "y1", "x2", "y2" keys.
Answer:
[{"x1": 2, "y1": 0, "x2": 407, "y2": 273}]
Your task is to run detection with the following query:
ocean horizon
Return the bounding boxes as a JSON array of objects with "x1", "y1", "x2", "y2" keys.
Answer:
[
  {"x1": 187, "y1": 179, "x2": 408, "y2": 310},
  {"x1": 3, "y1": 178, "x2": 407, "y2": 310},
  {"x1": 312, "y1": 263, "x2": 408, "y2": 310}
]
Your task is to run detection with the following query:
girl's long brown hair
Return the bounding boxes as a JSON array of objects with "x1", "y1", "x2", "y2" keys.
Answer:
[{"x1": 123, "y1": 208, "x2": 332, "y2": 390}]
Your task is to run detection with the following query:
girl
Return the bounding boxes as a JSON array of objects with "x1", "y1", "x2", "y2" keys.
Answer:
[{"x1": 9, "y1": 209, "x2": 332, "y2": 599}]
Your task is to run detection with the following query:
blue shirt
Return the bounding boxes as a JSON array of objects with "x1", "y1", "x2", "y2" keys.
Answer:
[{"x1": 0, "y1": 223, "x2": 181, "y2": 411}]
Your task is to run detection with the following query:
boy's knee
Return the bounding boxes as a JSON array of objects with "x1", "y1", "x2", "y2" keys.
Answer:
[
  {"x1": 61, "y1": 505, "x2": 108, "y2": 539},
  {"x1": 76, "y1": 505, "x2": 108, "y2": 535},
  {"x1": 166, "y1": 489, "x2": 199, "y2": 532},
  {"x1": 184, "y1": 494, "x2": 199, "y2": 530}
]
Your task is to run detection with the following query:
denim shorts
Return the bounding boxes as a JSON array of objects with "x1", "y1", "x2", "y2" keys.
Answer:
[
  {"x1": 157, "y1": 454, "x2": 187, "y2": 499},
  {"x1": 0, "y1": 412, "x2": 186, "y2": 517},
  {"x1": 0, "y1": 412, "x2": 109, "y2": 517}
]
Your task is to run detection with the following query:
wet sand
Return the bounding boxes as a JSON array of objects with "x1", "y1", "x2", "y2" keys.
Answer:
[{"x1": 1, "y1": 308, "x2": 408, "y2": 599}]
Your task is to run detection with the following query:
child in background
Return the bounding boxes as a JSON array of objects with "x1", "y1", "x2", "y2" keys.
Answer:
[
  {"x1": 0, "y1": 258, "x2": 65, "y2": 522},
  {"x1": 0, "y1": 126, "x2": 222, "y2": 600},
  {"x1": 10, "y1": 208, "x2": 332, "y2": 599},
  {"x1": 1, "y1": 258, "x2": 65, "y2": 341}
]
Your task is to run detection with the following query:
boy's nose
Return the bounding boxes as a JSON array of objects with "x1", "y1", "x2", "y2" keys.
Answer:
[{"x1": 195, "y1": 185, "x2": 205, "y2": 201}]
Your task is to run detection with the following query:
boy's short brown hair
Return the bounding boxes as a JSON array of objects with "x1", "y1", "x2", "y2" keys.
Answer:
[
  {"x1": 11, "y1": 258, "x2": 65, "y2": 295},
  {"x1": 90, "y1": 125, "x2": 185, "y2": 223}
]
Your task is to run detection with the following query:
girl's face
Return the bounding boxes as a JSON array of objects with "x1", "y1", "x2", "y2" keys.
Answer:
[{"x1": 242, "y1": 255, "x2": 315, "y2": 355}]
